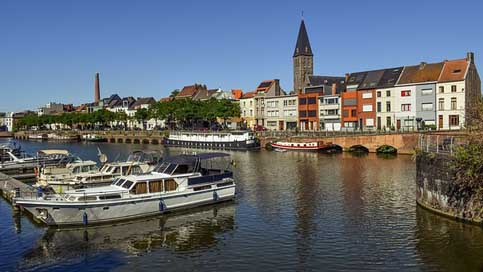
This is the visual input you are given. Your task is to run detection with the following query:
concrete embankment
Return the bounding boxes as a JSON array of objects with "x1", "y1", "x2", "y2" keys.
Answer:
[{"x1": 416, "y1": 152, "x2": 483, "y2": 225}]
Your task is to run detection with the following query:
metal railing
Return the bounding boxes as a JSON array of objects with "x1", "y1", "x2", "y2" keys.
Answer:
[
  {"x1": 418, "y1": 134, "x2": 467, "y2": 155},
  {"x1": 256, "y1": 129, "x2": 422, "y2": 138}
]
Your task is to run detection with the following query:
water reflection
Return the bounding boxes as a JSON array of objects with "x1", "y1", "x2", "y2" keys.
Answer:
[
  {"x1": 415, "y1": 206, "x2": 483, "y2": 271},
  {"x1": 20, "y1": 203, "x2": 235, "y2": 270}
]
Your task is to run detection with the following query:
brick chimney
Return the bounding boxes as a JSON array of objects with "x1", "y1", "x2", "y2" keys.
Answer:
[
  {"x1": 94, "y1": 72, "x2": 100, "y2": 103},
  {"x1": 332, "y1": 83, "x2": 337, "y2": 96},
  {"x1": 345, "y1": 73, "x2": 350, "y2": 82},
  {"x1": 467, "y1": 52, "x2": 475, "y2": 64},
  {"x1": 274, "y1": 79, "x2": 281, "y2": 96}
]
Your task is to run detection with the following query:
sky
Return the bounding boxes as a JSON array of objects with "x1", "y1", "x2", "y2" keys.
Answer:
[{"x1": 1, "y1": 0, "x2": 482, "y2": 112}]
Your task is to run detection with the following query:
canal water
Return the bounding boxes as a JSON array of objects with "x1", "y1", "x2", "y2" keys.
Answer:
[{"x1": 1, "y1": 140, "x2": 483, "y2": 271}]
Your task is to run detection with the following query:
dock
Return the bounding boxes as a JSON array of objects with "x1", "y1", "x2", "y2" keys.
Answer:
[{"x1": 0, "y1": 172, "x2": 36, "y2": 204}]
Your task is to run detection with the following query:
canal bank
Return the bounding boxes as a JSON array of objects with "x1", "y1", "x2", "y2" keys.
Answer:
[{"x1": 416, "y1": 136, "x2": 483, "y2": 226}]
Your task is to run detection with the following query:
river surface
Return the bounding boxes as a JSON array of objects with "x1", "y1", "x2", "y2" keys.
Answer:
[{"x1": 1, "y1": 139, "x2": 483, "y2": 271}]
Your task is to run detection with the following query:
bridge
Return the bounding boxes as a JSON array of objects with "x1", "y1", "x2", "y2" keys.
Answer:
[{"x1": 257, "y1": 131, "x2": 466, "y2": 155}]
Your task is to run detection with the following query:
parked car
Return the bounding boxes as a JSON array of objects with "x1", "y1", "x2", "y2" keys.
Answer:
[{"x1": 253, "y1": 125, "x2": 268, "y2": 131}]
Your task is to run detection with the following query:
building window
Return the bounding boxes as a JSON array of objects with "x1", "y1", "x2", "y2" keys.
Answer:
[
  {"x1": 386, "y1": 117, "x2": 391, "y2": 127},
  {"x1": 343, "y1": 98, "x2": 357, "y2": 106},
  {"x1": 308, "y1": 110, "x2": 316, "y2": 117},
  {"x1": 299, "y1": 98, "x2": 307, "y2": 105},
  {"x1": 386, "y1": 101, "x2": 391, "y2": 112},
  {"x1": 362, "y1": 92, "x2": 372, "y2": 99},
  {"x1": 401, "y1": 104, "x2": 411, "y2": 112},
  {"x1": 366, "y1": 118, "x2": 374, "y2": 127},
  {"x1": 351, "y1": 109, "x2": 357, "y2": 117},
  {"x1": 449, "y1": 115, "x2": 459, "y2": 126},
  {"x1": 439, "y1": 86, "x2": 444, "y2": 93},
  {"x1": 386, "y1": 90, "x2": 391, "y2": 97},
  {"x1": 421, "y1": 88, "x2": 433, "y2": 95},
  {"x1": 343, "y1": 110, "x2": 349, "y2": 117},
  {"x1": 438, "y1": 98, "x2": 444, "y2": 110},
  {"x1": 307, "y1": 97, "x2": 316, "y2": 104},
  {"x1": 401, "y1": 90, "x2": 411, "y2": 97},
  {"x1": 299, "y1": 111, "x2": 307, "y2": 117},
  {"x1": 451, "y1": 97, "x2": 457, "y2": 110},
  {"x1": 362, "y1": 104, "x2": 373, "y2": 112},
  {"x1": 377, "y1": 102, "x2": 382, "y2": 112},
  {"x1": 451, "y1": 85, "x2": 457, "y2": 92},
  {"x1": 421, "y1": 103, "x2": 434, "y2": 111},
  {"x1": 377, "y1": 91, "x2": 381, "y2": 97}
]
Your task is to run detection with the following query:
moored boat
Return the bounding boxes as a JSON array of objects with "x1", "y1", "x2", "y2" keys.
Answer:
[
  {"x1": 14, "y1": 152, "x2": 236, "y2": 226},
  {"x1": 164, "y1": 130, "x2": 260, "y2": 151},
  {"x1": 81, "y1": 134, "x2": 106, "y2": 142},
  {"x1": 271, "y1": 140, "x2": 334, "y2": 151},
  {"x1": 53, "y1": 151, "x2": 161, "y2": 192},
  {"x1": 0, "y1": 148, "x2": 75, "y2": 180}
]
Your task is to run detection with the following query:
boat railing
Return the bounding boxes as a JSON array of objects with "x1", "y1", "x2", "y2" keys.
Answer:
[{"x1": 14, "y1": 188, "x2": 131, "y2": 202}]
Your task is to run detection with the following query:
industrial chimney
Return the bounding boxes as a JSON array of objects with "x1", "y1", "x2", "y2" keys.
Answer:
[{"x1": 94, "y1": 72, "x2": 100, "y2": 103}]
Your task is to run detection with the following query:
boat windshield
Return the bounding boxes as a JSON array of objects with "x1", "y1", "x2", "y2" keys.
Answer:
[
  {"x1": 122, "y1": 180, "x2": 134, "y2": 189},
  {"x1": 112, "y1": 178, "x2": 126, "y2": 186}
]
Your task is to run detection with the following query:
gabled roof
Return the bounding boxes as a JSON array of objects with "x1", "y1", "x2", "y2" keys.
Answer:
[
  {"x1": 256, "y1": 80, "x2": 274, "y2": 93},
  {"x1": 177, "y1": 84, "x2": 207, "y2": 99},
  {"x1": 358, "y1": 69, "x2": 385, "y2": 90},
  {"x1": 377, "y1": 67, "x2": 404, "y2": 88},
  {"x1": 231, "y1": 89, "x2": 243, "y2": 100},
  {"x1": 346, "y1": 72, "x2": 367, "y2": 88},
  {"x1": 308, "y1": 75, "x2": 345, "y2": 86},
  {"x1": 130, "y1": 97, "x2": 155, "y2": 109},
  {"x1": 307, "y1": 75, "x2": 346, "y2": 94},
  {"x1": 397, "y1": 62, "x2": 444, "y2": 85},
  {"x1": 241, "y1": 91, "x2": 256, "y2": 99},
  {"x1": 293, "y1": 20, "x2": 313, "y2": 57},
  {"x1": 438, "y1": 59, "x2": 468, "y2": 83}
]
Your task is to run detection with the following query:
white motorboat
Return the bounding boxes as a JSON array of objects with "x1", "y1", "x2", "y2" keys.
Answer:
[
  {"x1": 14, "y1": 152, "x2": 236, "y2": 226},
  {"x1": 36, "y1": 159, "x2": 99, "y2": 192},
  {"x1": 46, "y1": 151, "x2": 161, "y2": 192},
  {"x1": 0, "y1": 148, "x2": 75, "y2": 180}
]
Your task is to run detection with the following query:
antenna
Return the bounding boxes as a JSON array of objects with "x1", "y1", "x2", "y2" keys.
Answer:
[{"x1": 301, "y1": 10, "x2": 304, "y2": 20}]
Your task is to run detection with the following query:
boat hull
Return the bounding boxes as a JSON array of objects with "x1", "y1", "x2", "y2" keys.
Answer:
[
  {"x1": 164, "y1": 139, "x2": 260, "y2": 151},
  {"x1": 271, "y1": 143, "x2": 328, "y2": 151},
  {"x1": 16, "y1": 185, "x2": 235, "y2": 227}
]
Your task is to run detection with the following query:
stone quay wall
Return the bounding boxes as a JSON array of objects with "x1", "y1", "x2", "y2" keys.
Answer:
[{"x1": 416, "y1": 152, "x2": 483, "y2": 225}]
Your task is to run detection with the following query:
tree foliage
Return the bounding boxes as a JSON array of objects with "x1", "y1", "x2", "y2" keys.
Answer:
[{"x1": 15, "y1": 98, "x2": 240, "y2": 130}]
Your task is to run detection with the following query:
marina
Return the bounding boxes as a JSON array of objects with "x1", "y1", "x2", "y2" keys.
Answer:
[
  {"x1": 1, "y1": 140, "x2": 483, "y2": 270},
  {"x1": 15, "y1": 153, "x2": 235, "y2": 226}
]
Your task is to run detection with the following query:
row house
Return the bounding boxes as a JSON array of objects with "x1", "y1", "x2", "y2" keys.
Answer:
[
  {"x1": 300, "y1": 76, "x2": 345, "y2": 131},
  {"x1": 436, "y1": 53, "x2": 481, "y2": 130},
  {"x1": 342, "y1": 72, "x2": 363, "y2": 129},
  {"x1": 264, "y1": 95, "x2": 298, "y2": 130},
  {"x1": 340, "y1": 52, "x2": 480, "y2": 131},
  {"x1": 240, "y1": 79, "x2": 283, "y2": 129},
  {"x1": 394, "y1": 62, "x2": 443, "y2": 131},
  {"x1": 375, "y1": 67, "x2": 404, "y2": 130}
]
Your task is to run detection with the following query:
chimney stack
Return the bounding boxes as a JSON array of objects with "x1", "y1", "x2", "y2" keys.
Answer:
[
  {"x1": 467, "y1": 52, "x2": 475, "y2": 64},
  {"x1": 331, "y1": 83, "x2": 337, "y2": 96},
  {"x1": 94, "y1": 72, "x2": 100, "y2": 103},
  {"x1": 345, "y1": 73, "x2": 350, "y2": 82},
  {"x1": 274, "y1": 79, "x2": 281, "y2": 96}
]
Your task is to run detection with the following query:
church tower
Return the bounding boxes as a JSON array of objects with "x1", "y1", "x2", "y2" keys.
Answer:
[{"x1": 293, "y1": 19, "x2": 313, "y2": 93}]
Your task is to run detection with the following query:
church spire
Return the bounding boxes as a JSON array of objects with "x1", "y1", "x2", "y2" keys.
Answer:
[{"x1": 293, "y1": 19, "x2": 313, "y2": 57}]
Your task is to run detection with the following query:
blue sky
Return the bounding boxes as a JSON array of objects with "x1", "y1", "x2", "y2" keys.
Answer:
[{"x1": 1, "y1": 0, "x2": 482, "y2": 112}]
